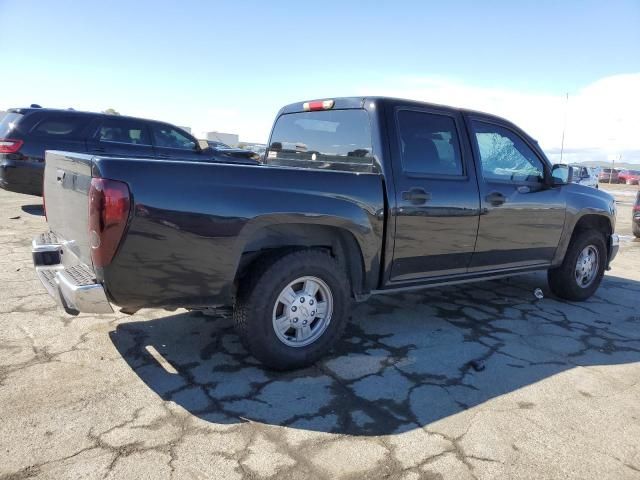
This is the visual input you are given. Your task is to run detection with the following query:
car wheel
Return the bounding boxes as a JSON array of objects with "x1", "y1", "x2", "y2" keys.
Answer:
[
  {"x1": 634, "y1": 223, "x2": 640, "y2": 238},
  {"x1": 234, "y1": 249, "x2": 351, "y2": 370},
  {"x1": 548, "y1": 230, "x2": 607, "y2": 301}
]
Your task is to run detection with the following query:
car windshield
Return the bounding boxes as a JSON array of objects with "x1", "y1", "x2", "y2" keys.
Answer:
[{"x1": 0, "y1": 112, "x2": 24, "y2": 137}]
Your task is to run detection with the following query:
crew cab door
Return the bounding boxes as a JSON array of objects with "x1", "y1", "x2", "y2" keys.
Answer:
[
  {"x1": 387, "y1": 105, "x2": 481, "y2": 282},
  {"x1": 87, "y1": 118, "x2": 155, "y2": 158},
  {"x1": 467, "y1": 116, "x2": 565, "y2": 270}
]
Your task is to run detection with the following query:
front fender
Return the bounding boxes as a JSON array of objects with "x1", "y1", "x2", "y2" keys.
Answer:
[{"x1": 551, "y1": 185, "x2": 616, "y2": 266}]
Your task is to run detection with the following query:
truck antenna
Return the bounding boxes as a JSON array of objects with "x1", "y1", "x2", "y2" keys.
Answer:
[{"x1": 559, "y1": 92, "x2": 569, "y2": 163}]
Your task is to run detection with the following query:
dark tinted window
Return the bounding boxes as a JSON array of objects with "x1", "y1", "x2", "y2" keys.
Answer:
[
  {"x1": 0, "y1": 112, "x2": 23, "y2": 137},
  {"x1": 32, "y1": 115, "x2": 87, "y2": 138},
  {"x1": 472, "y1": 121, "x2": 544, "y2": 183},
  {"x1": 151, "y1": 124, "x2": 196, "y2": 150},
  {"x1": 96, "y1": 119, "x2": 151, "y2": 145},
  {"x1": 397, "y1": 110, "x2": 463, "y2": 176},
  {"x1": 267, "y1": 110, "x2": 373, "y2": 172}
]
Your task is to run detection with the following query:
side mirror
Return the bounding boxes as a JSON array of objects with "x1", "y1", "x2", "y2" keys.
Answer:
[
  {"x1": 550, "y1": 164, "x2": 573, "y2": 186},
  {"x1": 197, "y1": 139, "x2": 210, "y2": 151}
]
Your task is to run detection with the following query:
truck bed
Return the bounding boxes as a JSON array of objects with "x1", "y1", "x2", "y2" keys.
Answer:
[{"x1": 39, "y1": 151, "x2": 385, "y2": 312}]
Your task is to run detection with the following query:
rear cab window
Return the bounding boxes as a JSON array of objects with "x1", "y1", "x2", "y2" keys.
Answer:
[{"x1": 266, "y1": 109, "x2": 374, "y2": 172}]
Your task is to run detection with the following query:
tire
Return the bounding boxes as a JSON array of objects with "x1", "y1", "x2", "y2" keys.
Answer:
[
  {"x1": 633, "y1": 223, "x2": 640, "y2": 239},
  {"x1": 233, "y1": 249, "x2": 351, "y2": 370},
  {"x1": 548, "y1": 230, "x2": 607, "y2": 301}
]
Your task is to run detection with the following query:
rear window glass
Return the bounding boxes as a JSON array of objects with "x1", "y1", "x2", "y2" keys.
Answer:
[
  {"x1": 32, "y1": 115, "x2": 87, "y2": 138},
  {"x1": 0, "y1": 112, "x2": 24, "y2": 137},
  {"x1": 267, "y1": 110, "x2": 374, "y2": 172},
  {"x1": 97, "y1": 119, "x2": 151, "y2": 145},
  {"x1": 397, "y1": 110, "x2": 463, "y2": 176}
]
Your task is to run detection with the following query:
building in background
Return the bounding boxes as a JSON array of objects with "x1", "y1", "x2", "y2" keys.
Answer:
[{"x1": 205, "y1": 131, "x2": 239, "y2": 147}]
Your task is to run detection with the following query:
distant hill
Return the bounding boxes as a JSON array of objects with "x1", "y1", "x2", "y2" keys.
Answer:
[{"x1": 573, "y1": 160, "x2": 640, "y2": 170}]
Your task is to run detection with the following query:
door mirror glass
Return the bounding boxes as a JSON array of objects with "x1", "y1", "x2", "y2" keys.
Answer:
[{"x1": 551, "y1": 164, "x2": 572, "y2": 185}]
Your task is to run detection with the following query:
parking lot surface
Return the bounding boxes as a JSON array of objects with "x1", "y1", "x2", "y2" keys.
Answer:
[{"x1": 1, "y1": 186, "x2": 639, "y2": 480}]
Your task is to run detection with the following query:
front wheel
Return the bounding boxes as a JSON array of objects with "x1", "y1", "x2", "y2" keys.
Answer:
[
  {"x1": 548, "y1": 230, "x2": 607, "y2": 301},
  {"x1": 234, "y1": 250, "x2": 351, "y2": 370}
]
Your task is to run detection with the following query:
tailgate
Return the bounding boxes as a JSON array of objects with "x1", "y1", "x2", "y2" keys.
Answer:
[{"x1": 43, "y1": 151, "x2": 94, "y2": 267}]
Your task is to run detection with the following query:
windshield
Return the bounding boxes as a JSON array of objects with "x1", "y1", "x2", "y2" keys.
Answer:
[{"x1": 0, "y1": 112, "x2": 23, "y2": 137}]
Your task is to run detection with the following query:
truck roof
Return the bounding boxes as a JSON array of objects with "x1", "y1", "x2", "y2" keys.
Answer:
[{"x1": 278, "y1": 96, "x2": 535, "y2": 141}]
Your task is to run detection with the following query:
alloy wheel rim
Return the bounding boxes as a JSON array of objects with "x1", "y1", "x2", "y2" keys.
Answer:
[
  {"x1": 272, "y1": 276, "x2": 333, "y2": 348},
  {"x1": 574, "y1": 245, "x2": 599, "y2": 288}
]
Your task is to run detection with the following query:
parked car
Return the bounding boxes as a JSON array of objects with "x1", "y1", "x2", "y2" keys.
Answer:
[
  {"x1": 207, "y1": 140, "x2": 231, "y2": 149},
  {"x1": 570, "y1": 164, "x2": 598, "y2": 189},
  {"x1": 0, "y1": 107, "x2": 257, "y2": 196},
  {"x1": 206, "y1": 140, "x2": 261, "y2": 163},
  {"x1": 617, "y1": 169, "x2": 640, "y2": 185},
  {"x1": 32, "y1": 97, "x2": 619, "y2": 370},
  {"x1": 598, "y1": 168, "x2": 619, "y2": 183},
  {"x1": 634, "y1": 191, "x2": 640, "y2": 238}
]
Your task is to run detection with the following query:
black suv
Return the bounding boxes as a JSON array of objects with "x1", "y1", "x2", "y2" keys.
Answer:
[{"x1": 0, "y1": 108, "x2": 258, "y2": 196}]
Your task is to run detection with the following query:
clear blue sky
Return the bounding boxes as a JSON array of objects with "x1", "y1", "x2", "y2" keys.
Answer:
[{"x1": 1, "y1": 0, "x2": 639, "y2": 147}]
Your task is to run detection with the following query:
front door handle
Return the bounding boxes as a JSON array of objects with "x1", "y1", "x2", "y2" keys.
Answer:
[
  {"x1": 486, "y1": 191, "x2": 506, "y2": 206},
  {"x1": 402, "y1": 188, "x2": 431, "y2": 205}
]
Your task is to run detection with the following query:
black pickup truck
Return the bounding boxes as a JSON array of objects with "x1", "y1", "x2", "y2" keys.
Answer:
[{"x1": 32, "y1": 97, "x2": 619, "y2": 369}]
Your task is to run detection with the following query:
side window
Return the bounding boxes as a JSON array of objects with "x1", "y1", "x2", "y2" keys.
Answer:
[
  {"x1": 151, "y1": 124, "x2": 196, "y2": 150},
  {"x1": 471, "y1": 121, "x2": 544, "y2": 183},
  {"x1": 397, "y1": 110, "x2": 463, "y2": 176},
  {"x1": 32, "y1": 115, "x2": 86, "y2": 139},
  {"x1": 96, "y1": 119, "x2": 151, "y2": 145}
]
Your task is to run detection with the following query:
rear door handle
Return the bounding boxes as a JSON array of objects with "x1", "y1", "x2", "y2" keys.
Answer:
[
  {"x1": 402, "y1": 188, "x2": 431, "y2": 205},
  {"x1": 485, "y1": 191, "x2": 506, "y2": 206}
]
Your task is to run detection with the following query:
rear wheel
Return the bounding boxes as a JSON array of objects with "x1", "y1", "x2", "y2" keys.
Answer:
[
  {"x1": 234, "y1": 250, "x2": 350, "y2": 370},
  {"x1": 548, "y1": 230, "x2": 607, "y2": 301}
]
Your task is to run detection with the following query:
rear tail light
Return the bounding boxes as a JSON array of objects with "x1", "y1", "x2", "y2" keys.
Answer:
[
  {"x1": 0, "y1": 139, "x2": 24, "y2": 153},
  {"x1": 303, "y1": 100, "x2": 335, "y2": 111},
  {"x1": 88, "y1": 178, "x2": 131, "y2": 268}
]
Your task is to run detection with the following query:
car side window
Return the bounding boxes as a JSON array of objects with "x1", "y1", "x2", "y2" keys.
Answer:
[
  {"x1": 471, "y1": 120, "x2": 544, "y2": 183},
  {"x1": 397, "y1": 110, "x2": 463, "y2": 176},
  {"x1": 151, "y1": 124, "x2": 196, "y2": 150},
  {"x1": 31, "y1": 115, "x2": 86, "y2": 139},
  {"x1": 96, "y1": 119, "x2": 151, "y2": 145}
]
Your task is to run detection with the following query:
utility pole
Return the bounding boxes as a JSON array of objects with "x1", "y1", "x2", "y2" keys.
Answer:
[
  {"x1": 610, "y1": 153, "x2": 621, "y2": 184},
  {"x1": 560, "y1": 92, "x2": 569, "y2": 163}
]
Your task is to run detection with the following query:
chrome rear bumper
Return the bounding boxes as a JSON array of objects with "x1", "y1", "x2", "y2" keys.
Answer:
[{"x1": 32, "y1": 232, "x2": 113, "y2": 314}]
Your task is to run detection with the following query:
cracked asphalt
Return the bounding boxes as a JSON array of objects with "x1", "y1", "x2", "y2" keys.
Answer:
[{"x1": 1, "y1": 186, "x2": 639, "y2": 480}]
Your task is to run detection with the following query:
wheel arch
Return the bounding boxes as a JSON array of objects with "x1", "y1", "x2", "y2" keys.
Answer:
[
  {"x1": 233, "y1": 223, "x2": 369, "y2": 299},
  {"x1": 553, "y1": 212, "x2": 613, "y2": 266}
]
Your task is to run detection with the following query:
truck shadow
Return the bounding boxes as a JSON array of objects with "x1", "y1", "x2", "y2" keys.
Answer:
[{"x1": 109, "y1": 271, "x2": 640, "y2": 436}]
